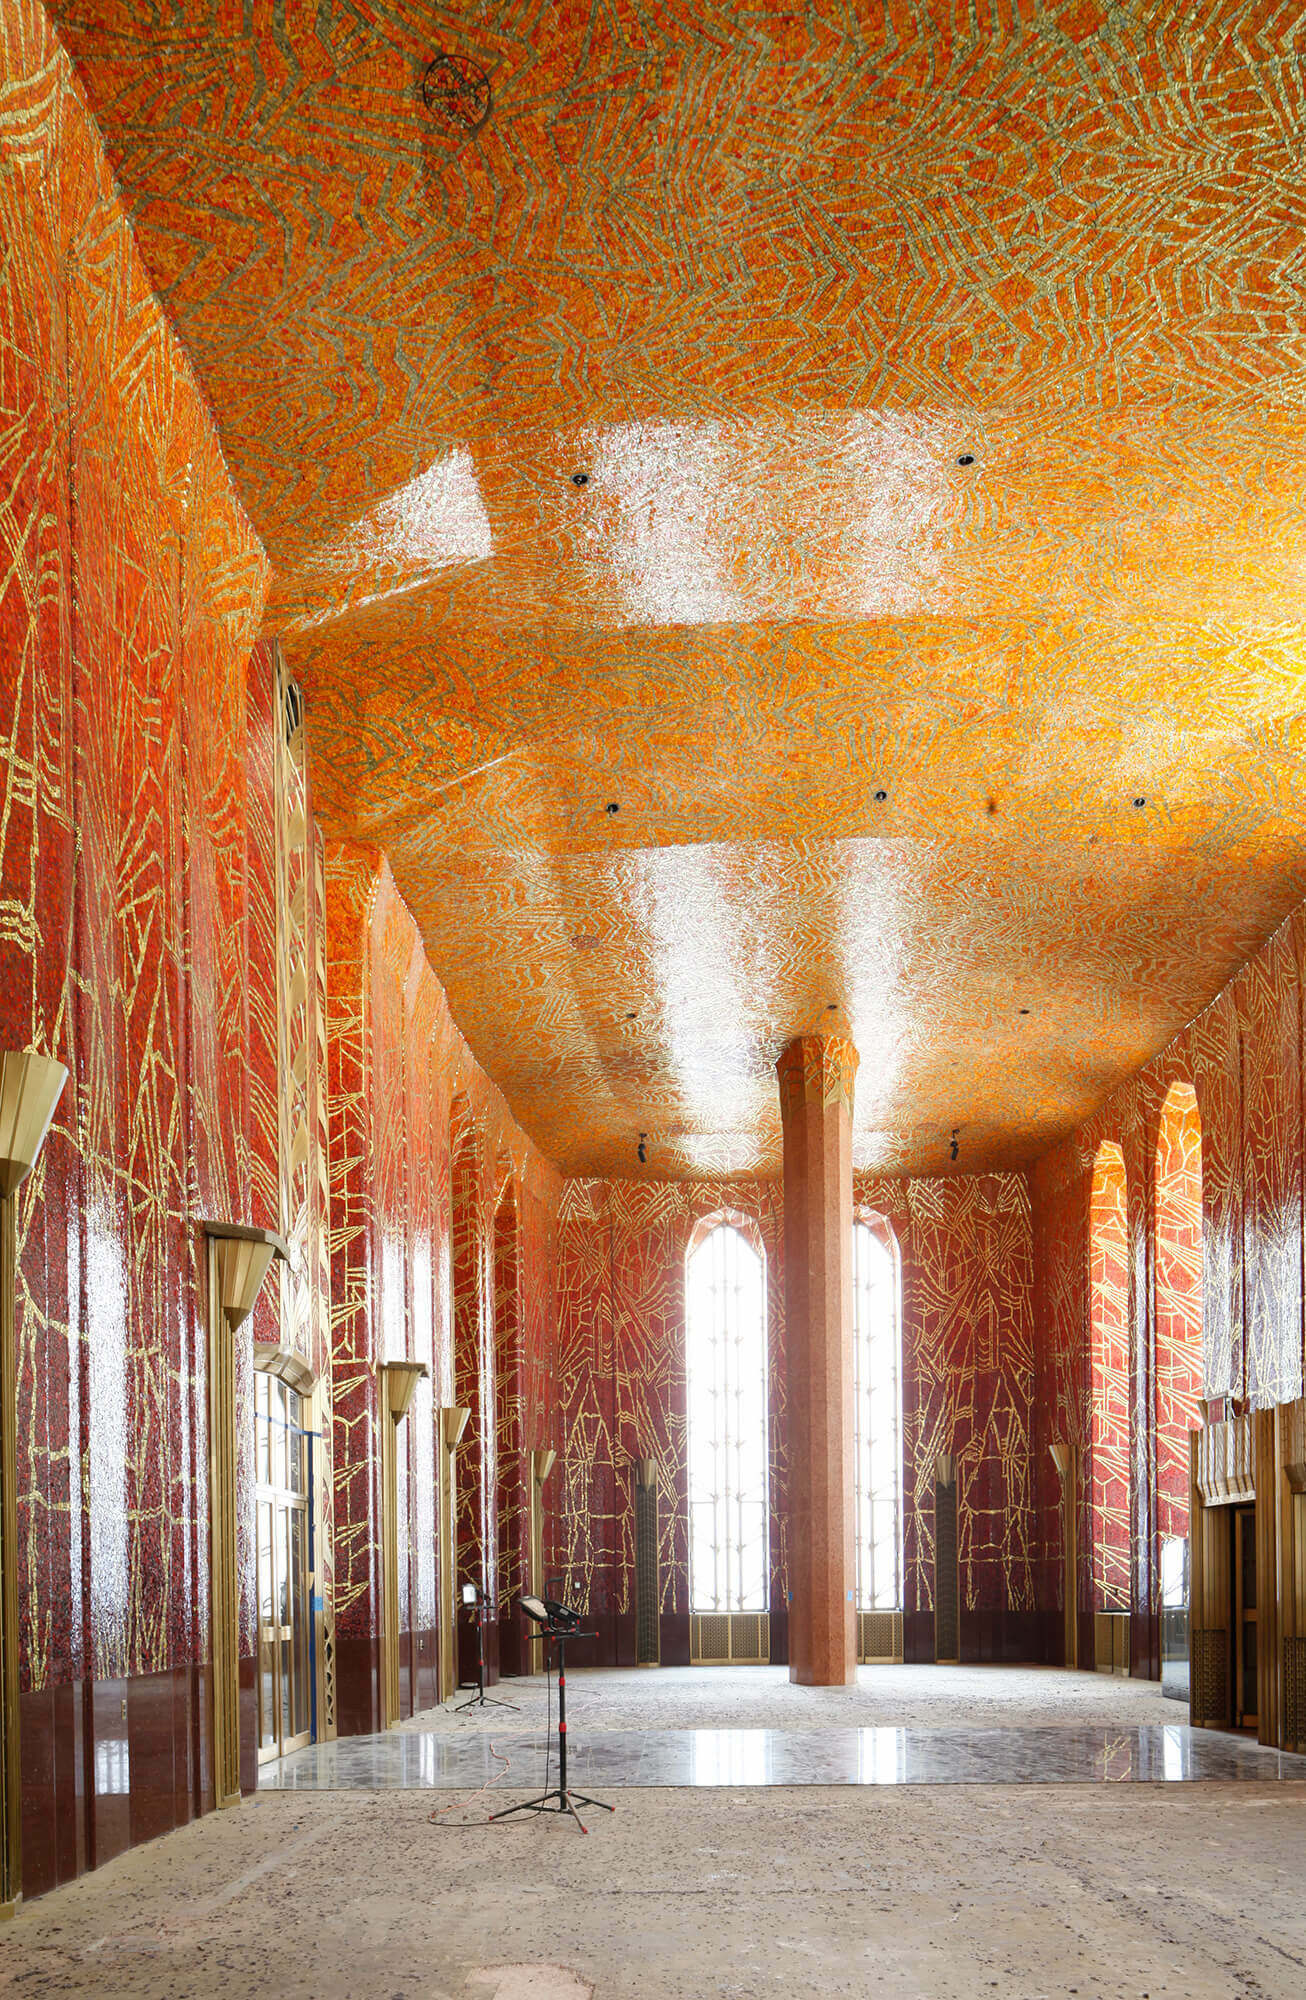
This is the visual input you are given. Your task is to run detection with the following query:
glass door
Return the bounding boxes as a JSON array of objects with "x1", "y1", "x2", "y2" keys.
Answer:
[{"x1": 255, "y1": 1373, "x2": 314, "y2": 1763}]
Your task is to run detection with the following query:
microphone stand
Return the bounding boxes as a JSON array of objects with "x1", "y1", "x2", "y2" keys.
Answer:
[
  {"x1": 454, "y1": 1592, "x2": 518, "y2": 1713},
  {"x1": 489, "y1": 1626, "x2": 614, "y2": 1832}
]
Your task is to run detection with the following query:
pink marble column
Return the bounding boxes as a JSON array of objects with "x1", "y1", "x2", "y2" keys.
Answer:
[{"x1": 776, "y1": 1034, "x2": 859, "y2": 1687}]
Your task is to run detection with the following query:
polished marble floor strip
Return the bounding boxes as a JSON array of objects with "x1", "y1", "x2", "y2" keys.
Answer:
[{"x1": 260, "y1": 1724, "x2": 1306, "y2": 1792}]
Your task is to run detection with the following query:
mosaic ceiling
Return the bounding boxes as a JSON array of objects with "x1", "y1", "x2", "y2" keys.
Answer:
[{"x1": 50, "y1": 0, "x2": 1306, "y2": 1176}]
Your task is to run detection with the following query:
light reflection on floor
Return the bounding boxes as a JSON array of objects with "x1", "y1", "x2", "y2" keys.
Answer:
[{"x1": 259, "y1": 1722, "x2": 1306, "y2": 1792}]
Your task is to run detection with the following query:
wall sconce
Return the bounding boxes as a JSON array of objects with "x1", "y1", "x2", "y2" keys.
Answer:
[
  {"x1": 532, "y1": 1446, "x2": 556, "y2": 1484},
  {"x1": 0, "y1": 1050, "x2": 68, "y2": 1201},
  {"x1": 934, "y1": 1451, "x2": 956, "y2": 1488},
  {"x1": 1049, "y1": 1440, "x2": 1072, "y2": 1480},
  {"x1": 441, "y1": 1405, "x2": 471, "y2": 1450},
  {"x1": 380, "y1": 1359, "x2": 429, "y2": 1421},
  {"x1": 0, "y1": 1050, "x2": 67, "y2": 1915},
  {"x1": 633, "y1": 1456, "x2": 658, "y2": 1490},
  {"x1": 204, "y1": 1221, "x2": 289, "y2": 1329}
]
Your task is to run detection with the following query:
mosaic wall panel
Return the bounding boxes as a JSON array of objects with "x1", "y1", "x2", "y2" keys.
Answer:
[
  {"x1": 1089, "y1": 1146, "x2": 1131, "y2": 1612},
  {"x1": 323, "y1": 845, "x2": 560, "y2": 1718},
  {"x1": 1032, "y1": 901, "x2": 1306, "y2": 1670},
  {"x1": 0, "y1": 0, "x2": 271, "y2": 1893},
  {"x1": 1154, "y1": 1085, "x2": 1203, "y2": 1543},
  {"x1": 553, "y1": 1170, "x2": 1034, "y2": 1654}
]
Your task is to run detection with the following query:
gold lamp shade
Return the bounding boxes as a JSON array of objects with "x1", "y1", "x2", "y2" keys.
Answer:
[
  {"x1": 204, "y1": 1222, "x2": 289, "y2": 1329},
  {"x1": 934, "y1": 1451, "x2": 957, "y2": 1488},
  {"x1": 381, "y1": 1359, "x2": 428, "y2": 1421},
  {"x1": 532, "y1": 1446, "x2": 557, "y2": 1484},
  {"x1": 441, "y1": 1405, "x2": 471, "y2": 1450},
  {"x1": 633, "y1": 1455, "x2": 657, "y2": 1490},
  {"x1": 0, "y1": 1051, "x2": 69, "y2": 1200},
  {"x1": 1049, "y1": 1440, "x2": 1072, "y2": 1479}
]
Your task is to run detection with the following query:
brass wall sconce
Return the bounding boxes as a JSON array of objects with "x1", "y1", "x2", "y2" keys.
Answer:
[
  {"x1": 1, "y1": 1051, "x2": 68, "y2": 1916},
  {"x1": 633, "y1": 1456, "x2": 658, "y2": 1490},
  {"x1": 207, "y1": 1221, "x2": 290, "y2": 1329},
  {"x1": 380, "y1": 1358, "x2": 429, "y2": 1421},
  {"x1": 532, "y1": 1446, "x2": 556, "y2": 1484},
  {"x1": 933, "y1": 1451, "x2": 956, "y2": 1488},
  {"x1": 441, "y1": 1404, "x2": 472, "y2": 1451}
]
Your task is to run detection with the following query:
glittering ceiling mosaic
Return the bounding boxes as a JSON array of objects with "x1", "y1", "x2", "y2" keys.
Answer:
[{"x1": 48, "y1": 0, "x2": 1306, "y2": 1177}]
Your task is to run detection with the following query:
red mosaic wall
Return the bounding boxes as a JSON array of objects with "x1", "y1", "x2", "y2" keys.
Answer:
[
  {"x1": 553, "y1": 1171, "x2": 1037, "y2": 1667},
  {"x1": 1089, "y1": 1145, "x2": 1131, "y2": 1611},
  {"x1": 1031, "y1": 904, "x2": 1306, "y2": 1677},
  {"x1": 0, "y1": 0, "x2": 272, "y2": 1897},
  {"x1": 324, "y1": 846, "x2": 560, "y2": 1727},
  {"x1": 1154, "y1": 1085, "x2": 1203, "y2": 1544}
]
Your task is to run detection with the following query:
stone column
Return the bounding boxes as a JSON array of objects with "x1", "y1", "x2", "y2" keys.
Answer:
[{"x1": 777, "y1": 1034, "x2": 859, "y2": 1686}]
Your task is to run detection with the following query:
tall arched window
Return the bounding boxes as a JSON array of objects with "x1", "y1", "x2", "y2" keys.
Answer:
[
  {"x1": 1090, "y1": 1141, "x2": 1131, "y2": 1610},
  {"x1": 1155, "y1": 1083, "x2": 1203, "y2": 1543},
  {"x1": 686, "y1": 1222, "x2": 768, "y2": 1613},
  {"x1": 853, "y1": 1216, "x2": 902, "y2": 1611}
]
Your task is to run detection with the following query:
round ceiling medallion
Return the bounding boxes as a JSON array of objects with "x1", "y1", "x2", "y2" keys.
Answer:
[{"x1": 421, "y1": 53, "x2": 492, "y2": 139}]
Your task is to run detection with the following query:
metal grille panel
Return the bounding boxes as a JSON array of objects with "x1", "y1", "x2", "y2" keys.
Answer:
[
  {"x1": 1192, "y1": 1627, "x2": 1230, "y2": 1725},
  {"x1": 635, "y1": 1483, "x2": 660, "y2": 1666},
  {"x1": 1286, "y1": 1636, "x2": 1306, "y2": 1750},
  {"x1": 858, "y1": 1610, "x2": 903, "y2": 1662},
  {"x1": 691, "y1": 1612, "x2": 771, "y2": 1663},
  {"x1": 935, "y1": 1483, "x2": 959, "y2": 1662}
]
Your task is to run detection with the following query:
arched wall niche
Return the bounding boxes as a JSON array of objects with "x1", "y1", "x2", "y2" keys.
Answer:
[
  {"x1": 450, "y1": 1103, "x2": 495, "y2": 1678},
  {"x1": 1089, "y1": 1140, "x2": 1132, "y2": 1612},
  {"x1": 1154, "y1": 1081, "x2": 1204, "y2": 1543},
  {"x1": 492, "y1": 1170, "x2": 526, "y2": 1673}
]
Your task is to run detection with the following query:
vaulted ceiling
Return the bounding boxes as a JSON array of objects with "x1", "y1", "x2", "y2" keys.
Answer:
[{"x1": 51, "y1": 0, "x2": 1306, "y2": 1176}]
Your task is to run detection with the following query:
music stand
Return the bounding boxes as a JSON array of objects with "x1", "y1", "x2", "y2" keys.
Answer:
[
  {"x1": 490, "y1": 1596, "x2": 614, "y2": 1832},
  {"x1": 454, "y1": 1582, "x2": 518, "y2": 1713}
]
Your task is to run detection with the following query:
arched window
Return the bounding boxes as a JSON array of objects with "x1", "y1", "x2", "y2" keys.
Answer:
[
  {"x1": 1155, "y1": 1083, "x2": 1203, "y2": 1543},
  {"x1": 686, "y1": 1222, "x2": 768, "y2": 1613},
  {"x1": 853, "y1": 1217, "x2": 902, "y2": 1611},
  {"x1": 1090, "y1": 1141, "x2": 1131, "y2": 1610}
]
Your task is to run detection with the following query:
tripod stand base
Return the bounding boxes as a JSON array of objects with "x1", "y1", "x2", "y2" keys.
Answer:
[
  {"x1": 490, "y1": 1787, "x2": 614, "y2": 1833},
  {"x1": 453, "y1": 1689, "x2": 519, "y2": 1713}
]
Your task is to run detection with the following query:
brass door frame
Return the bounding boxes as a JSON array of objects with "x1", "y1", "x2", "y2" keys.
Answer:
[
  {"x1": 379, "y1": 1363, "x2": 428, "y2": 1728},
  {"x1": 1234, "y1": 1502, "x2": 1259, "y2": 1732},
  {"x1": 254, "y1": 1374, "x2": 313, "y2": 1764}
]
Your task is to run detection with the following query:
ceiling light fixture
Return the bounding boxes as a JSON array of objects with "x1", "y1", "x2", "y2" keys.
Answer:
[
  {"x1": 873, "y1": 789, "x2": 888, "y2": 803},
  {"x1": 572, "y1": 471, "x2": 590, "y2": 487},
  {"x1": 1133, "y1": 796, "x2": 1146, "y2": 808},
  {"x1": 420, "y1": 52, "x2": 493, "y2": 139},
  {"x1": 956, "y1": 453, "x2": 975, "y2": 466},
  {"x1": 605, "y1": 801, "x2": 620, "y2": 815}
]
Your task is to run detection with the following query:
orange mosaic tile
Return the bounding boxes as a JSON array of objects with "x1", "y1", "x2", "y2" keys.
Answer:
[{"x1": 44, "y1": 0, "x2": 1306, "y2": 1177}]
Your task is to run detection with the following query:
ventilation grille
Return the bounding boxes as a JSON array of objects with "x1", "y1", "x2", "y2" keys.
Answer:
[
  {"x1": 858, "y1": 1610, "x2": 903, "y2": 1662},
  {"x1": 634, "y1": 1483, "x2": 659, "y2": 1666},
  {"x1": 1286, "y1": 1637, "x2": 1306, "y2": 1750},
  {"x1": 1192, "y1": 1628, "x2": 1230, "y2": 1725},
  {"x1": 1094, "y1": 1611, "x2": 1131, "y2": 1676},
  {"x1": 691, "y1": 1612, "x2": 770, "y2": 1663},
  {"x1": 935, "y1": 1481, "x2": 959, "y2": 1662}
]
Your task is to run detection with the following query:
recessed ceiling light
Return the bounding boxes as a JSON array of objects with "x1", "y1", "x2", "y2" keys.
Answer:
[
  {"x1": 873, "y1": 789, "x2": 888, "y2": 803},
  {"x1": 826, "y1": 1002, "x2": 838, "y2": 1011},
  {"x1": 625, "y1": 1011, "x2": 637, "y2": 1020},
  {"x1": 956, "y1": 453, "x2": 975, "y2": 466},
  {"x1": 605, "y1": 801, "x2": 620, "y2": 815},
  {"x1": 1133, "y1": 796, "x2": 1146, "y2": 809},
  {"x1": 572, "y1": 471, "x2": 590, "y2": 487},
  {"x1": 1020, "y1": 1007, "x2": 1030, "y2": 1015}
]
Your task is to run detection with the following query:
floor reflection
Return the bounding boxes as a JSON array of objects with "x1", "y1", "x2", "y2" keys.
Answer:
[{"x1": 260, "y1": 1723, "x2": 1306, "y2": 1792}]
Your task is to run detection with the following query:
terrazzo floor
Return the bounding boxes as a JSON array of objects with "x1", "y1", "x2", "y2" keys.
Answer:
[{"x1": 4, "y1": 1668, "x2": 1305, "y2": 1999}]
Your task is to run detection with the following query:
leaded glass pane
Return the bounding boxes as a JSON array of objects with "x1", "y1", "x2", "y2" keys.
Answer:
[
  {"x1": 853, "y1": 1219, "x2": 902, "y2": 1612},
  {"x1": 686, "y1": 1224, "x2": 768, "y2": 1613}
]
